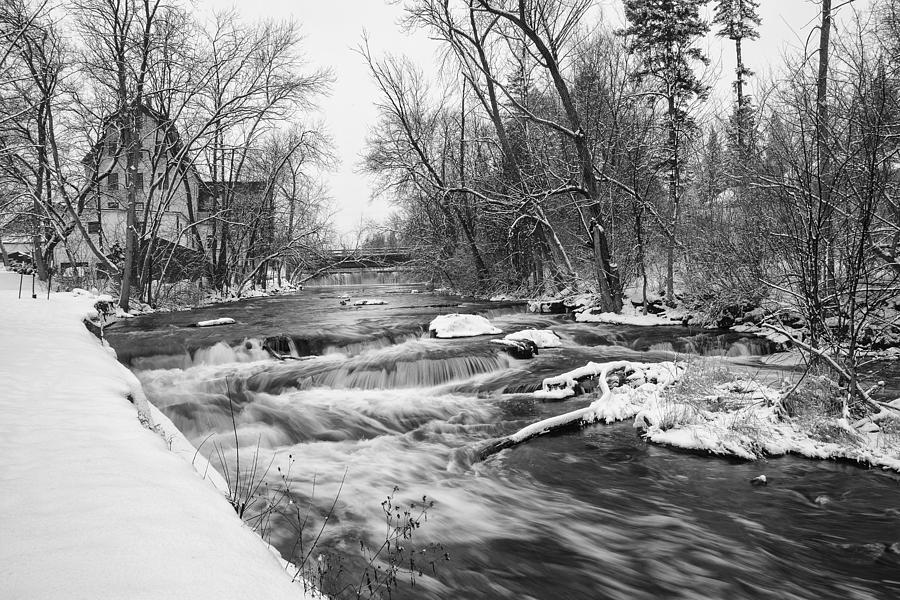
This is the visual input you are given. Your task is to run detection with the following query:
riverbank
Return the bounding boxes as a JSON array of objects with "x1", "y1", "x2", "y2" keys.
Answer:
[{"x1": 0, "y1": 270, "x2": 315, "y2": 599}]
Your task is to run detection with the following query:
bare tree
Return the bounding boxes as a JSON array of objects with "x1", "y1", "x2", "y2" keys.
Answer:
[{"x1": 750, "y1": 9, "x2": 900, "y2": 412}]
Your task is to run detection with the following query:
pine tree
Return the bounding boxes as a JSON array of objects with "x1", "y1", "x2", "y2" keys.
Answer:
[
  {"x1": 713, "y1": 0, "x2": 761, "y2": 152},
  {"x1": 698, "y1": 127, "x2": 726, "y2": 205},
  {"x1": 621, "y1": 0, "x2": 710, "y2": 304}
]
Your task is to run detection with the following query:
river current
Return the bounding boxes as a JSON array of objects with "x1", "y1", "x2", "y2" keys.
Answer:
[{"x1": 106, "y1": 284, "x2": 900, "y2": 600}]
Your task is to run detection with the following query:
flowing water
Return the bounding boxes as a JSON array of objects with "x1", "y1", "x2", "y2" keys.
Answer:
[{"x1": 106, "y1": 285, "x2": 900, "y2": 600}]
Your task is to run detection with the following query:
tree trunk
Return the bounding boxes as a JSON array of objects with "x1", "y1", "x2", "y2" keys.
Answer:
[
  {"x1": 633, "y1": 205, "x2": 648, "y2": 314},
  {"x1": 119, "y1": 108, "x2": 141, "y2": 311},
  {"x1": 0, "y1": 237, "x2": 9, "y2": 267},
  {"x1": 666, "y1": 95, "x2": 680, "y2": 306},
  {"x1": 735, "y1": 37, "x2": 745, "y2": 149},
  {"x1": 817, "y1": 0, "x2": 834, "y2": 301},
  {"x1": 32, "y1": 114, "x2": 49, "y2": 281}
]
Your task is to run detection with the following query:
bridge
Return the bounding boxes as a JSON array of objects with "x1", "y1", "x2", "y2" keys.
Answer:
[
  {"x1": 315, "y1": 246, "x2": 414, "y2": 270},
  {"x1": 301, "y1": 246, "x2": 420, "y2": 286}
]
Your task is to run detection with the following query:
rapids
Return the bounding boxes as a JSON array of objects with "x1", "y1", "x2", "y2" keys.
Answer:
[{"x1": 106, "y1": 285, "x2": 900, "y2": 600}]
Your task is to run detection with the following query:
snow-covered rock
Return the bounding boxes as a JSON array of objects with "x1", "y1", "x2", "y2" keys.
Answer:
[
  {"x1": 504, "y1": 329, "x2": 562, "y2": 348},
  {"x1": 527, "y1": 299, "x2": 567, "y2": 314},
  {"x1": 429, "y1": 313, "x2": 502, "y2": 338},
  {"x1": 490, "y1": 338, "x2": 538, "y2": 359},
  {"x1": 196, "y1": 317, "x2": 236, "y2": 327},
  {"x1": 353, "y1": 299, "x2": 386, "y2": 306}
]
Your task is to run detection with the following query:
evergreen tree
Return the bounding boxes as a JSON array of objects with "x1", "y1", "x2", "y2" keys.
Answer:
[
  {"x1": 713, "y1": 0, "x2": 761, "y2": 151},
  {"x1": 620, "y1": 0, "x2": 710, "y2": 304},
  {"x1": 697, "y1": 127, "x2": 726, "y2": 205}
]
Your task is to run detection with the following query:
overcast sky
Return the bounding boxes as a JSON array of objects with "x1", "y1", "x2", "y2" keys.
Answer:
[{"x1": 202, "y1": 1, "x2": 831, "y2": 236}]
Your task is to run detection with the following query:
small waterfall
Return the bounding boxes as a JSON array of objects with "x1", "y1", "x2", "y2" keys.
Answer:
[
  {"x1": 247, "y1": 341, "x2": 511, "y2": 393},
  {"x1": 322, "y1": 332, "x2": 423, "y2": 357},
  {"x1": 131, "y1": 338, "x2": 272, "y2": 370},
  {"x1": 309, "y1": 354, "x2": 509, "y2": 390},
  {"x1": 263, "y1": 335, "x2": 300, "y2": 358}
]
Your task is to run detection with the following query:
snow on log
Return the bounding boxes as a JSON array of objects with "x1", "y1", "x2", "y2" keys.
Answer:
[
  {"x1": 504, "y1": 329, "x2": 562, "y2": 348},
  {"x1": 195, "y1": 317, "x2": 236, "y2": 327},
  {"x1": 479, "y1": 360, "x2": 683, "y2": 459},
  {"x1": 429, "y1": 313, "x2": 502, "y2": 338},
  {"x1": 353, "y1": 299, "x2": 386, "y2": 306}
]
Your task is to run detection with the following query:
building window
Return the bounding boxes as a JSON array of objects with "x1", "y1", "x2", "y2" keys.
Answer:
[
  {"x1": 106, "y1": 201, "x2": 119, "y2": 209},
  {"x1": 135, "y1": 202, "x2": 145, "y2": 212},
  {"x1": 198, "y1": 190, "x2": 213, "y2": 211},
  {"x1": 88, "y1": 222, "x2": 100, "y2": 234},
  {"x1": 107, "y1": 172, "x2": 119, "y2": 191},
  {"x1": 126, "y1": 172, "x2": 145, "y2": 190}
]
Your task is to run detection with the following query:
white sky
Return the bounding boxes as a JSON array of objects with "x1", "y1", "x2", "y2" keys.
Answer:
[{"x1": 202, "y1": 1, "x2": 843, "y2": 235}]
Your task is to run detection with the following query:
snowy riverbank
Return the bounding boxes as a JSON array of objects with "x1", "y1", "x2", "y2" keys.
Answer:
[{"x1": 0, "y1": 270, "x2": 314, "y2": 599}]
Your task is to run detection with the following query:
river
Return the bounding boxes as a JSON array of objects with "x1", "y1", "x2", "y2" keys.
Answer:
[{"x1": 106, "y1": 284, "x2": 900, "y2": 600}]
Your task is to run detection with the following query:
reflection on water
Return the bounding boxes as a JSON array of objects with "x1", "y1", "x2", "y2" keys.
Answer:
[{"x1": 112, "y1": 285, "x2": 900, "y2": 600}]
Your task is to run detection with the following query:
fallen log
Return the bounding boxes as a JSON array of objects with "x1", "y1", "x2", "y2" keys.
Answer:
[{"x1": 478, "y1": 360, "x2": 683, "y2": 460}]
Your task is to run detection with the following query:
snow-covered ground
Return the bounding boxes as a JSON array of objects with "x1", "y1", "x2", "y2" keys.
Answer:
[
  {"x1": 0, "y1": 269, "x2": 314, "y2": 599},
  {"x1": 575, "y1": 309, "x2": 678, "y2": 326},
  {"x1": 574, "y1": 288, "x2": 686, "y2": 326}
]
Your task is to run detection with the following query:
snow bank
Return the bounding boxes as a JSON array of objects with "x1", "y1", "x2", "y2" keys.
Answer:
[
  {"x1": 196, "y1": 317, "x2": 236, "y2": 327},
  {"x1": 429, "y1": 313, "x2": 502, "y2": 338},
  {"x1": 575, "y1": 309, "x2": 677, "y2": 326},
  {"x1": 498, "y1": 352, "x2": 900, "y2": 472},
  {"x1": 504, "y1": 329, "x2": 562, "y2": 348},
  {"x1": 635, "y1": 380, "x2": 900, "y2": 470},
  {"x1": 0, "y1": 271, "x2": 314, "y2": 599}
]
